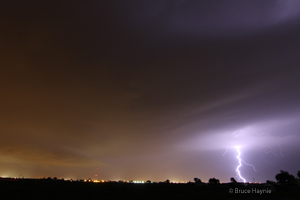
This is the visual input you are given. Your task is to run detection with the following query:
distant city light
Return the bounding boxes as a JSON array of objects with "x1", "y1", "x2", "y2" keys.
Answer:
[{"x1": 133, "y1": 181, "x2": 144, "y2": 184}]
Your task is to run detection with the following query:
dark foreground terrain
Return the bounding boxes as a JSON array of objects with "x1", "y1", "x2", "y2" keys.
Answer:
[{"x1": 1, "y1": 179, "x2": 299, "y2": 200}]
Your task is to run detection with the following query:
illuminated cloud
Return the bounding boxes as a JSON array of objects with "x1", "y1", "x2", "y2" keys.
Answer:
[{"x1": 0, "y1": 0, "x2": 300, "y2": 182}]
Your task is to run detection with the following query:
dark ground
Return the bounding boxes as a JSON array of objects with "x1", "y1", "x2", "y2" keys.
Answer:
[{"x1": 1, "y1": 179, "x2": 299, "y2": 200}]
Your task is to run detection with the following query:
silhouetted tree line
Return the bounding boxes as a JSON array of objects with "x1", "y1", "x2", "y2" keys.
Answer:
[
  {"x1": 193, "y1": 170, "x2": 300, "y2": 185},
  {"x1": 274, "y1": 170, "x2": 299, "y2": 185}
]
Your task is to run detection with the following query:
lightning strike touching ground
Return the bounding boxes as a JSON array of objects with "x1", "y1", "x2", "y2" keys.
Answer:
[
  {"x1": 235, "y1": 146, "x2": 257, "y2": 183},
  {"x1": 235, "y1": 146, "x2": 246, "y2": 183}
]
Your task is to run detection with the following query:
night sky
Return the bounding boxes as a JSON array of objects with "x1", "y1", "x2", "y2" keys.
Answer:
[{"x1": 1, "y1": 0, "x2": 300, "y2": 183}]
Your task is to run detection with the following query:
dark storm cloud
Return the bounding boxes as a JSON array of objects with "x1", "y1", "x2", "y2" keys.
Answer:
[
  {"x1": 109, "y1": 0, "x2": 300, "y2": 40},
  {"x1": 1, "y1": 0, "x2": 300, "y2": 181}
]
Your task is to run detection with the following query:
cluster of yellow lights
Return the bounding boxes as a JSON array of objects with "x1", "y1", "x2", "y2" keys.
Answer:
[
  {"x1": 93, "y1": 180, "x2": 106, "y2": 183},
  {"x1": 83, "y1": 179, "x2": 148, "y2": 183},
  {"x1": 133, "y1": 181, "x2": 144, "y2": 183},
  {"x1": 83, "y1": 179, "x2": 106, "y2": 183},
  {"x1": 80, "y1": 179, "x2": 191, "y2": 184}
]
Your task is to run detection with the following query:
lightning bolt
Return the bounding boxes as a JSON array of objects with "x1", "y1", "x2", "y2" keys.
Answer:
[
  {"x1": 235, "y1": 146, "x2": 246, "y2": 183},
  {"x1": 235, "y1": 146, "x2": 256, "y2": 183}
]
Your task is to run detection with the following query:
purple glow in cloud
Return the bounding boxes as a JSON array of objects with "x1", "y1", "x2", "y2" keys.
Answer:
[{"x1": 183, "y1": 117, "x2": 298, "y2": 151}]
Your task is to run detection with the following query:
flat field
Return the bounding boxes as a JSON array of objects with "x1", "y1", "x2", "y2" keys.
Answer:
[{"x1": 1, "y1": 179, "x2": 299, "y2": 200}]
